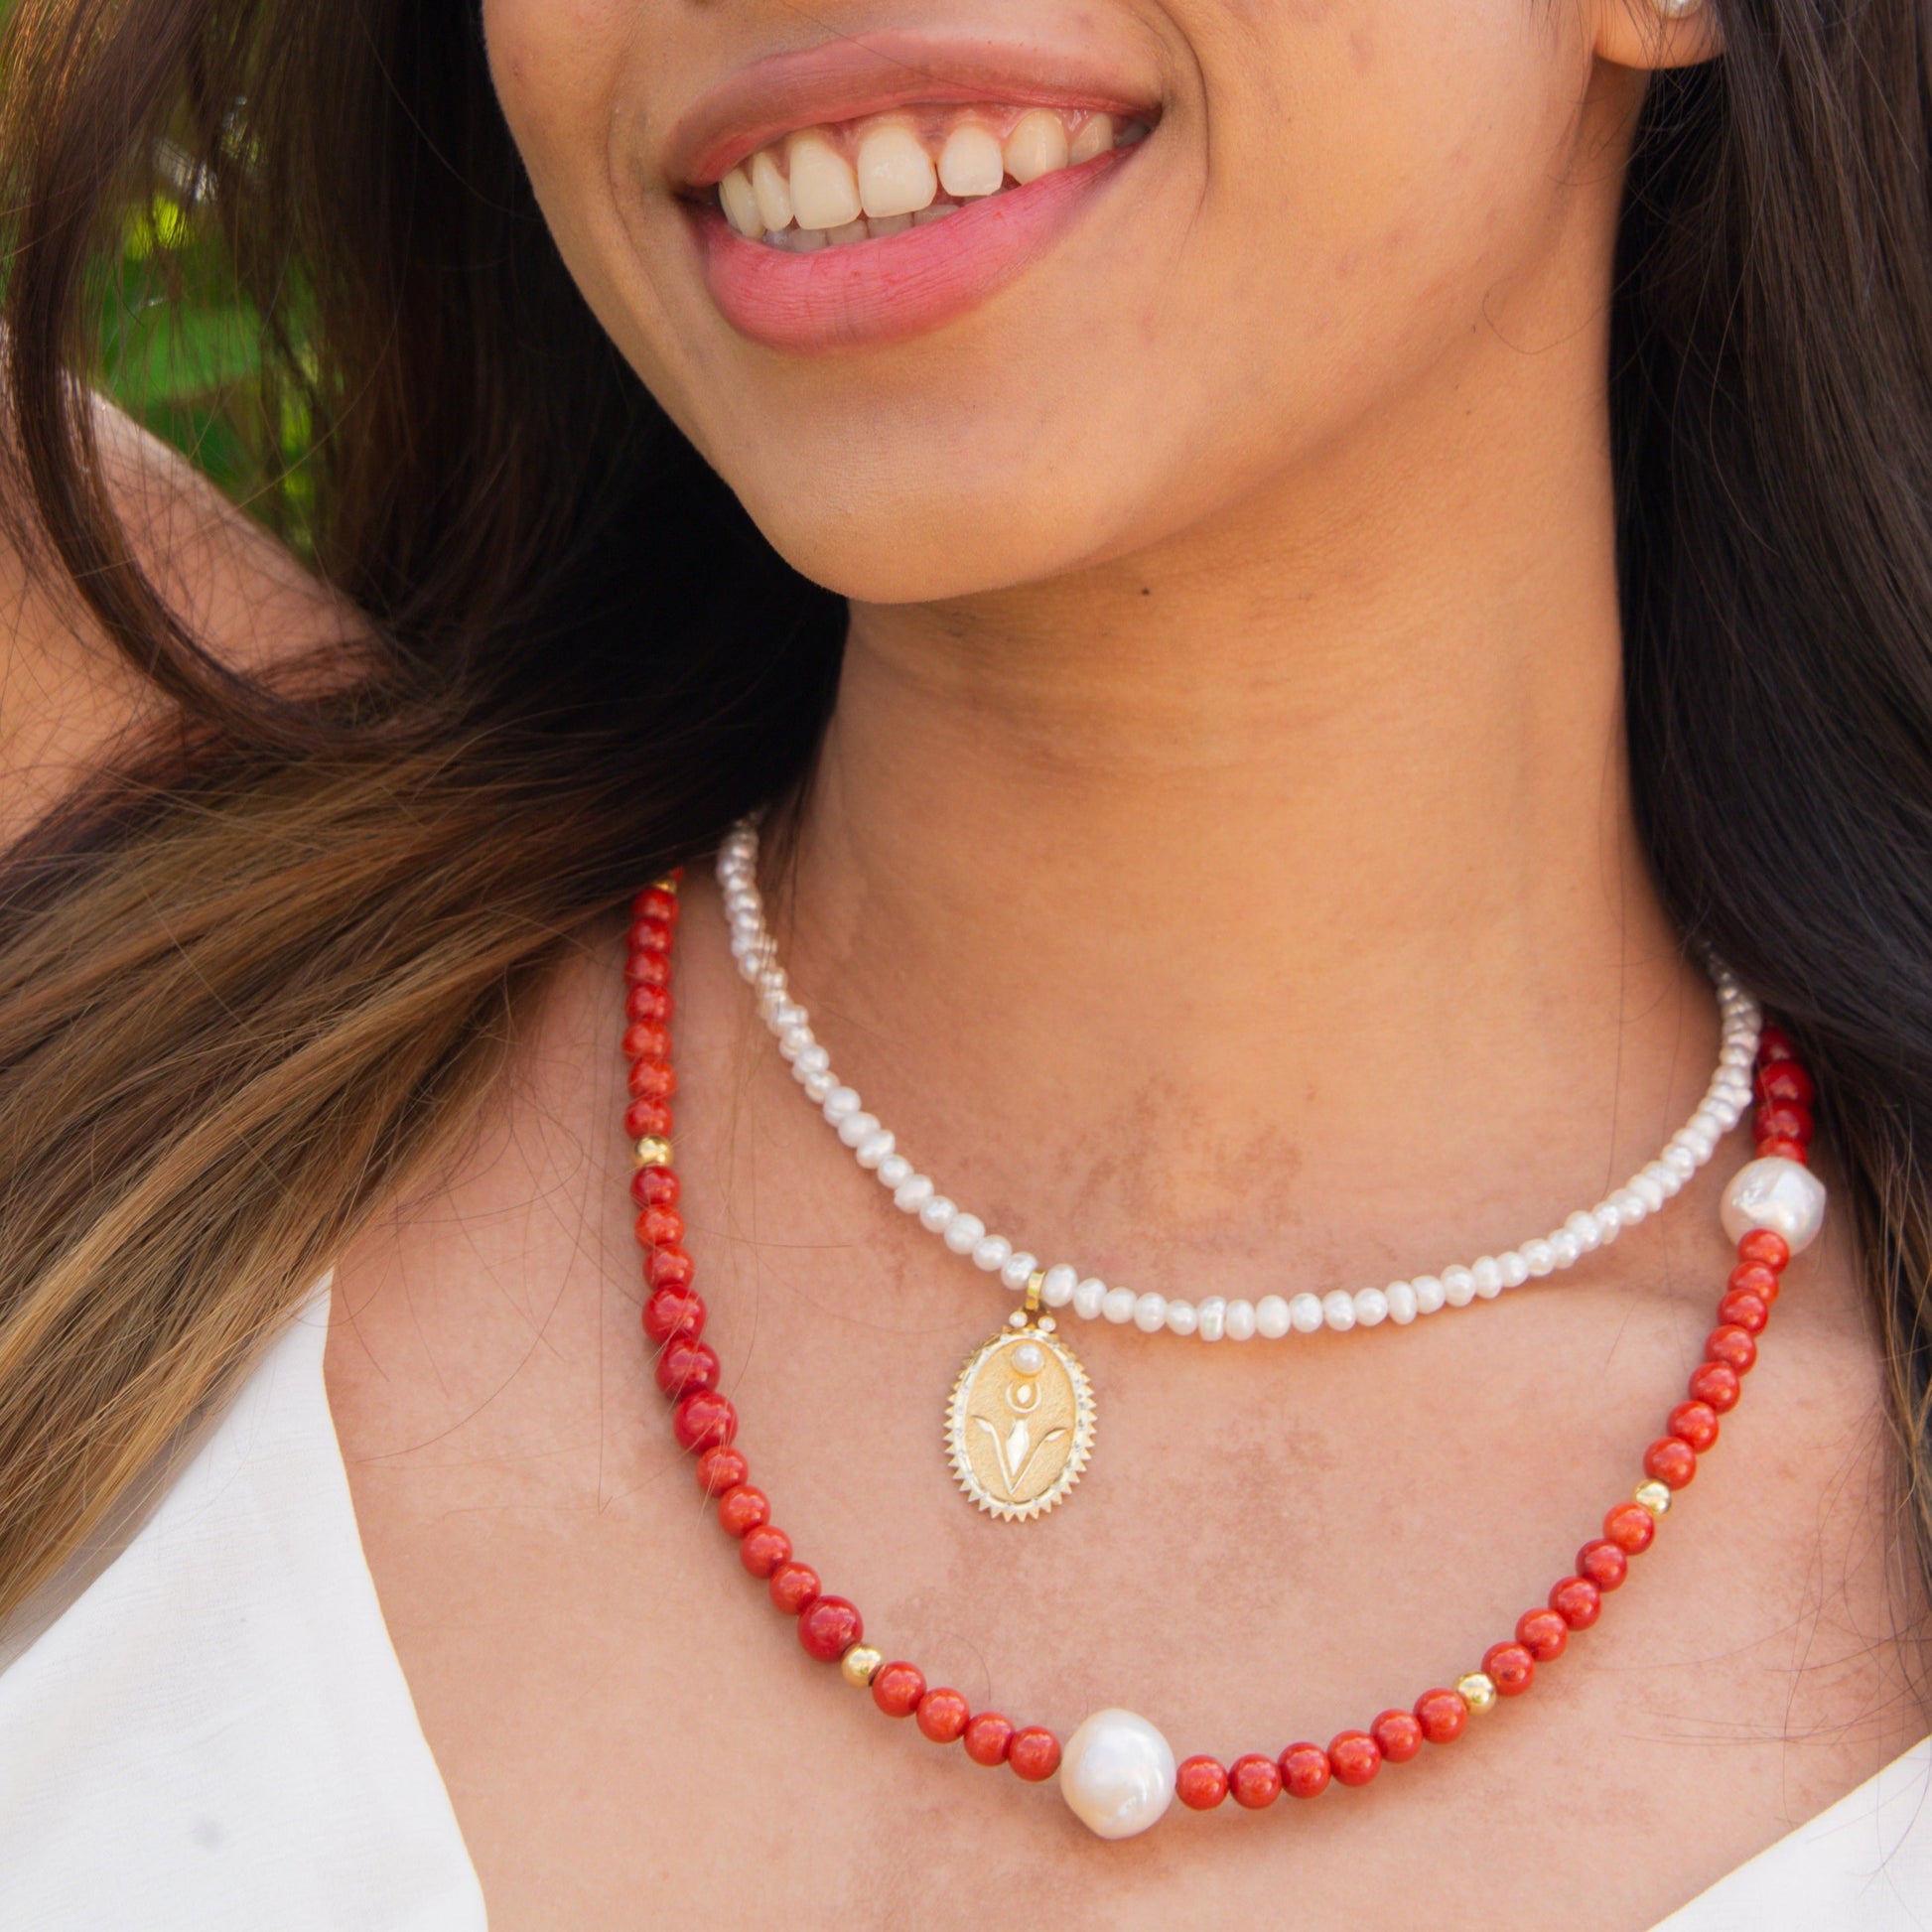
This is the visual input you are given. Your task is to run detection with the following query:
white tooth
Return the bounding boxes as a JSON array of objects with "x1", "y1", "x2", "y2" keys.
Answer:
[
  {"x1": 1069, "y1": 113, "x2": 1115, "y2": 165},
  {"x1": 868, "y1": 212, "x2": 912, "y2": 237},
  {"x1": 786, "y1": 226, "x2": 827, "y2": 252},
  {"x1": 856, "y1": 122, "x2": 937, "y2": 218},
  {"x1": 825, "y1": 217, "x2": 870, "y2": 247},
  {"x1": 786, "y1": 132, "x2": 862, "y2": 229},
  {"x1": 1003, "y1": 109, "x2": 1069, "y2": 185},
  {"x1": 938, "y1": 122, "x2": 1005, "y2": 199},
  {"x1": 750, "y1": 148, "x2": 793, "y2": 230},
  {"x1": 911, "y1": 202, "x2": 960, "y2": 224},
  {"x1": 718, "y1": 165, "x2": 762, "y2": 238}
]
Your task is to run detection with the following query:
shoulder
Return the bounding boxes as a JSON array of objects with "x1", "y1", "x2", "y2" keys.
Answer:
[{"x1": 0, "y1": 396, "x2": 367, "y2": 843}]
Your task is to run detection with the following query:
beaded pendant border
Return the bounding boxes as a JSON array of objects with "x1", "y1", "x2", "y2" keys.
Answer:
[{"x1": 946, "y1": 1310, "x2": 1096, "y2": 1521}]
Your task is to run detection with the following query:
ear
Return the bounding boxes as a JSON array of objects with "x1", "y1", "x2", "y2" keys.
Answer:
[{"x1": 1597, "y1": 0, "x2": 1725, "y2": 70}]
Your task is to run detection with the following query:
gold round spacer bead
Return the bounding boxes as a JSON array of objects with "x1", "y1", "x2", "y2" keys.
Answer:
[
  {"x1": 650, "y1": 874, "x2": 681, "y2": 895},
  {"x1": 840, "y1": 1645, "x2": 884, "y2": 1688},
  {"x1": 633, "y1": 1135, "x2": 674, "y2": 1170},
  {"x1": 1455, "y1": 1672, "x2": 1498, "y2": 1716},
  {"x1": 1634, "y1": 1478, "x2": 1674, "y2": 1517}
]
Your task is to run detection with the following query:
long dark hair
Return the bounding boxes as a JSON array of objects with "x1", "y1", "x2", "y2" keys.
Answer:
[{"x1": 0, "y1": 0, "x2": 1928, "y2": 1626}]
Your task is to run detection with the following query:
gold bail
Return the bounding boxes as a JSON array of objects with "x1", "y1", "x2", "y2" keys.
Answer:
[{"x1": 1024, "y1": 1269, "x2": 1045, "y2": 1319}]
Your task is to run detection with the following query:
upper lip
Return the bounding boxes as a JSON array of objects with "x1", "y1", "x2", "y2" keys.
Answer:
[{"x1": 666, "y1": 31, "x2": 1161, "y2": 189}]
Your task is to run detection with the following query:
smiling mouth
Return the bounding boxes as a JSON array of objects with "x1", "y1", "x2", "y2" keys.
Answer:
[{"x1": 701, "y1": 103, "x2": 1152, "y2": 252}]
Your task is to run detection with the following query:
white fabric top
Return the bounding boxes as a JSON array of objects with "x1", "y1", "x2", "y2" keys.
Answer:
[{"x1": 1, "y1": 1288, "x2": 1928, "y2": 1930}]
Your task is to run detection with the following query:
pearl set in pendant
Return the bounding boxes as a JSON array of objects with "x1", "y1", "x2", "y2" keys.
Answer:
[{"x1": 717, "y1": 820, "x2": 1765, "y2": 1338}]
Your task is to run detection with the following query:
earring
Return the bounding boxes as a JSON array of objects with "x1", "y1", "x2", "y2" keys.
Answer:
[{"x1": 1651, "y1": 0, "x2": 1703, "y2": 13}]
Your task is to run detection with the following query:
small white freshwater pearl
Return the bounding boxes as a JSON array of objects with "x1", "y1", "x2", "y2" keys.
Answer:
[
  {"x1": 942, "y1": 1211, "x2": 984, "y2": 1254},
  {"x1": 1059, "y1": 1710, "x2": 1175, "y2": 1840},
  {"x1": 837, "y1": 1111, "x2": 880, "y2": 1149},
  {"x1": 1225, "y1": 1298, "x2": 1258, "y2": 1340},
  {"x1": 1413, "y1": 1274, "x2": 1448, "y2": 1314},
  {"x1": 893, "y1": 1173, "x2": 932, "y2": 1213},
  {"x1": 1000, "y1": 1252, "x2": 1037, "y2": 1291},
  {"x1": 1497, "y1": 1250, "x2": 1530, "y2": 1288},
  {"x1": 1565, "y1": 1209, "x2": 1602, "y2": 1253},
  {"x1": 822, "y1": 1086, "x2": 862, "y2": 1124},
  {"x1": 1194, "y1": 1297, "x2": 1225, "y2": 1340},
  {"x1": 1353, "y1": 1286, "x2": 1389, "y2": 1327},
  {"x1": 1385, "y1": 1280, "x2": 1418, "y2": 1324},
  {"x1": 855, "y1": 1129, "x2": 896, "y2": 1169},
  {"x1": 1721, "y1": 1156, "x2": 1827, "y2": 1254},
  {"x1": 1072, "y1": 1277, "x2": 1107, "y2": 1320},
  {"x1": 1443, "y1": 1268, "x2": 1476, "y2": 1309},
  {"x1": 791, "y1": 1043, "x2": 830, "y2": 1078},
  {"x1": 1255, "y1": 1295, "x2": 1291, "y2": 1339},
  {"x1": 1322, "y1": 1289, "x2": 1356, "y2": 1332},
  {"x1": 1102, "y1": 1286, "x2": 1138, "y2": 1324},
  {"x1": 1290, "y1": 1293, "x2": 1325, "y2": 1334},
  {"x1": 1041, "y1": 1263, "x2": 1079, "y2": 1307},
  {"x1": 1546, "y1": 1230, "x2": 1582, "y2": 1270},
  {"x1": 1522, "y1": 1238, "x2": 1557, "y2": 1278},
  {"x1": 1592, "y1": 1202, "x2": 1622, "y2": 1241},
  {"x1": 1166, "y1": 1299, "x2": 1199, "y2": 1336},
  {"x1": 876, "y1": 1153, "x2": 911, "y2": 1189},
  {"x1": 918, "y1": 1195, "x2": 958, "y2": 1235},
  {"x1": 973, "y1": 1234, "x2": 1013, "y2": 1274},
  {"x1": 1134, "y1": 1292, "x2": 1169, "y2": 1333},
  {"x1": 801, "y1": 1069, "x2": 836, "y2": 1103}
]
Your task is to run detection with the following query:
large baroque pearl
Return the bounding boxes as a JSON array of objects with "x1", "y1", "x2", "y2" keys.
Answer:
[
  {"x1": 1720, "y1": 1156, "x2": 1827, "y2": 1254},
  {"x1": 1058, "y1": 1708, "x2": 1175, "y2": 1839}
]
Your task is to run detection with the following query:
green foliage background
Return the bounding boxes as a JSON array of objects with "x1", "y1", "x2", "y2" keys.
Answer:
[{"x1": 100, "y1": 172, "x2": 319, "y2": 554}]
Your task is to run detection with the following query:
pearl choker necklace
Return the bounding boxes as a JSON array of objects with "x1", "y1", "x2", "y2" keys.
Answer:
[
  {"x1": 621, "y1": 868, "x2": 1832, "y2": 1837},
  {"x1": 715, "y1": 819, "x2": 1759, "y2": 1342}
]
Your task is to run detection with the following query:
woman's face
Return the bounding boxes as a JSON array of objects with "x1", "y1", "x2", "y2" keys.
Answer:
[{"x1": 483, "y1": 2, "x2": 1664, "y2": 603}]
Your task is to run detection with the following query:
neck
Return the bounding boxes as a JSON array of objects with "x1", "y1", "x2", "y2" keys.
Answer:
[{"x1": 773, "y1": 287, "x2": 1715, "y2": 1280}]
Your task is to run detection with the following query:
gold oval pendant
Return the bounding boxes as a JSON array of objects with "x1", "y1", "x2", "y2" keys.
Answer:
[{"x1": 946, "y1": 1317, "x2": 1095, "y2": 1521}]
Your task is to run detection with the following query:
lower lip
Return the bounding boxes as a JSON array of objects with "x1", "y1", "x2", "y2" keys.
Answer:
[{"x1": 690, "y1": 144, "x2": 1135, "y2": 354}]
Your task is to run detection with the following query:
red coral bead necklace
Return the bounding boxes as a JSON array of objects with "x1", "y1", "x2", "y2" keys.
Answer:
[{"x1": 622, "y1": 869, "x2": 1829, "y2": 1839}]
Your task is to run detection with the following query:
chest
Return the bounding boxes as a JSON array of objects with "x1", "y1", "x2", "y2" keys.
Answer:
[{"x1": 325, "y1": 991, "x2": 1922, "y2": 1930}]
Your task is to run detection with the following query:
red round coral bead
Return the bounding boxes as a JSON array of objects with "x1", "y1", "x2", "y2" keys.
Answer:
[
  {"x1": 645, "y1": 1246, "x2": 694, "y2": 1290},
  {"x1": 798, "y1": 1595, "x2": 862, "y2": 1663},
  {"x1": 631, "y1": 885, "x2": 680, "y2": 924},
  {"x1": 629, "y1": 1164, "x2": 679, "y2": 1210},
  {"x1": 1689, "y1": 1360, "x2": 1741, "y2": 1413},
  {"x1": 643, "y1": 1286, "x2": 705, "y2": 1345},
  {"x1": 672, "y1": 1388, "x2": 736, "y2": 1452},
  {"x1": 653, "y1": 1335, "x2": 719, "y2": 1398},
  {"x1": 1483, "y1": 1642, "x2": 1536, "y2": 1697},
  {"x1": 1371, "y1": 1710, "x2": 1424, "y2": 1763},
  {"x1": 916, "y1": 1689, "x2": 971, "y2": 1743},
  {"x1": 626, "y1": 1059, "x2": 676, "y2": 1102},
  {"x1": 768, "y1": 1562, "x2": 820, "y2": 1615},
  {"x1": 624, "y1": 946, "x2": 671, "y2": 988},
  {"x1": 634, "y1": 1204, "x2": 684, "y2": 1250},
  {"x1": 1175, "y1": 1756, "x2": 1230, "y2": 1809},
  {"x1": 1707, "y1": 1324, "x2": 1758, "y2": 1374},
  {"x1": 1644, "y1": 1437, "x2": 1698, "y2": 1490},
  {"x1": 1577, "y1": 1539, "x2": 1628, "y2": 1591},
  {"x1": 1716, "y1": 1290, "x2": 1769, "y2": 1335},
  {"x1": 1329, "y1": 1731, "x2": 1383, "y2": 1786},
  {"x1": 738, "y1": 1524, "x2": 790, "y2": 1578},
  {"x1": 621, "y1": 1023, "x2": 670, "y2": 1063},
  {"x1": 1757, "y1": 1061, "x2": 1814, "y2": 1108},
  {"x1": 625, "y1": 983, "x2": 672, "y2": 1025},
  {"x1": 1757, "y1": 1025, "x2": 1796, "y2": 1063},
  {"x1": 1008, "y1": 1728, "x2": 1061, "y2": 1782},
  {"x1": 963, "y1": 1713, "x2": 1014, "y2": 1767},
  {"x1": 1669, "y1": 1400, "x2": 1722, "y2": 1451},
  {"x1": 624, "y1": 1097, "x2": 674, "y2": 1140},
  {"x1": 1415, "y1": 1690, "x2": 1468, "y2": 1744},
  {"x1": 716, "y1": 1483, "x2": 768, "y2": 1537},
  {"x1": 870, "y1": 1661, "x2": 925, "y2": 1718},
  {"x1": 695, "y1": 1444, "x2": 746, "y2": 1495},
  {"x1": 1516, "y1": 1607, "x2": 1570, "y2": 1662},
  {"x1": 1604, "y1": 1501, "x2": 1657, "y2": 1553},
  {"x1": 1756, "y1": 1101, "x2": 1813, "y2": 1146},
  {"x1": 1550, "y1": 1576, "x2": 1603, "y2": 1630},
  {"x1": 1736, "y1": 1229, "x2": 1791, "y2": 1272},
  {"x1": 1229, "y1": 1753, "x2": 1283, "y2": 1808},
  {"x1": 626, "y1": 914, "x2": 673, "y2": 953},
  {"x1": 1280, "y1": 1743, "x2": 1332, "y2": 1798},
  {"x1": 1756, "y1": 1136, "x2": 1808, "y2": 1163},
  {"x1": 1728, "y1": 1258, "x2": 1782, "y2": 1304}
]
